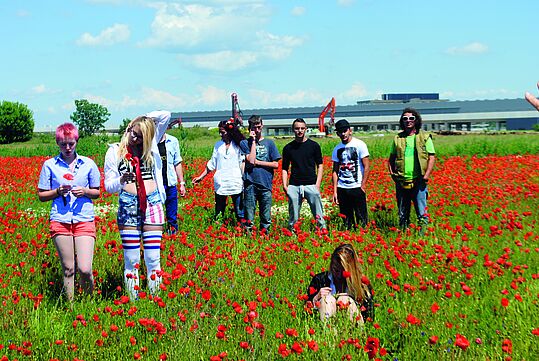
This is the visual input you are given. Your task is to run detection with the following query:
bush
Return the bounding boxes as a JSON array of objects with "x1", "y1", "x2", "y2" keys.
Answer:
[
  {"x1": 533, "y1": 123, "x2": 539, "y2": 132},
  {"x1": 0, "y1": 101, "x2": 34, "y2": 144},
  {"x1": 70, "y1": 99, "x2": 110, "y2": 137}
]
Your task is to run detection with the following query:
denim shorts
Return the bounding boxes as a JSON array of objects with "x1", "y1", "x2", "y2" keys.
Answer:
[{"x1": 117, "y1": 189, "x2": 165, "y2": 227}]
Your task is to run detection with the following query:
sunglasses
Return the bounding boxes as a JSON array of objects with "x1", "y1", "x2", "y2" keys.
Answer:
[
  {"x1": 402, "y1": 116, "x2": 416, "y2": 121},
  {"x1": 130, "y1": 129, "x2": 143, "y2": 140}
]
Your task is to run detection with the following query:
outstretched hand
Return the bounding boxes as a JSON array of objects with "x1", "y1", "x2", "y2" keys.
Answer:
[{"x1": 525, "y1": 81, "x2": 539, "y2": 111}]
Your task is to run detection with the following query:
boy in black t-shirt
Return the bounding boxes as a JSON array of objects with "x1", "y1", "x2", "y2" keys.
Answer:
[{"x1": 282, "y1": 118, "x2": 326, "y2": 231}]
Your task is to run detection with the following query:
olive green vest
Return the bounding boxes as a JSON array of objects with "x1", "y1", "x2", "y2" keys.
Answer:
[{"x1": 393, "y1": 131, "x2": 432, "y2": 180}]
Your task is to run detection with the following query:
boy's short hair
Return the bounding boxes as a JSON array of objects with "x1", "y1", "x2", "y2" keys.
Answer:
[{"x1": 248, "y1": 115, "x2": 263, "y2": 129}]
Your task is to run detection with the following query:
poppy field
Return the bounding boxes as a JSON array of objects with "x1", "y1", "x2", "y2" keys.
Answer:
[{"x1": 0, "y1": 136, "x2": 539, "y2": 360}]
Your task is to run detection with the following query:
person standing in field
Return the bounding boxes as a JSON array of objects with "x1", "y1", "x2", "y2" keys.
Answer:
[
  {"x1": 104, "y1": 110, "x2": 178, "y2": 300},
  {"x1": 157, "y1": 127, "x2": 186, "y2": 235},
  {"x1": 38, "y1": 123, "x2": 101, "y2": 300},
  {"x1": 240, "y1": 115, "x2": 281, "y2": 234},
  {"x1": 331, "y1": 119, "x2": 370, "y2": 230},
  {"x1": 193, "y1": 118, "x2": 245, "y2": 223},
  {"x1": 282, "y1": 118, "x2": 326, "y2": 232},
  {"x1": 525, "y1": 81, "x2": 539, "y2": 111},
  {"x1": 388, "y1": 107, "x2": 435, "y2": 230},
  {"x1": 307, "y1": 244, "x2": 374, "y2": 322}
]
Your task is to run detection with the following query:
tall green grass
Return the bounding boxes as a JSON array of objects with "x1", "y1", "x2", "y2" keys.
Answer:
[{"x1": 1, "y1": 129, "x2": 538, "y2": 163}]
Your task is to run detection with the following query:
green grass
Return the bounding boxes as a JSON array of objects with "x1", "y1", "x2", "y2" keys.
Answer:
[{"x1": 1, "y1": 129, "x2": 538, "y2": 164}]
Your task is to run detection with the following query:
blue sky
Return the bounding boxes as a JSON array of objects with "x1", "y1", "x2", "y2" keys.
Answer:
[{"x1": 1, "y1": 0, "x2": 538, "y2": 131}]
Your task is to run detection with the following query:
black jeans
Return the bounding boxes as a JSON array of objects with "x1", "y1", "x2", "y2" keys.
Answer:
[
  {"x1": 215, "y1": 193, "x2": 244, "y2": 223},
  {"x1": 337, "y1": 187, "x2": 368, "y2": 229}
]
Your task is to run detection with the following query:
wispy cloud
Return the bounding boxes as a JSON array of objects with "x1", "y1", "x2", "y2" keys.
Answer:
[
  {"x1": 16, "y1": 9, "x2": 30, "y2": 17},
  {"x1": 76, "y1": 24, "x2": 130, "y2": 46},
  {"x1": 339, "y1": 83, "x2": 369, "y2": 103},
  {"x1": 32, "y1": 84, "x2": 47, "y2": 94},
  {"x1": 248, "y1": 89, "x2": 324, "y2": 107},
  {"x1": 140, "y1": 2, "x2": 303, "y2": 71},
  {"x1": 337, "y1": 0, "x2": 355, "y2": 7},
  {"x1": 291, "y1": 6, "x2": 306, "y2": 16},
  {"x1": 445, "y1": 42, "x2": 488, "y2": 55}
]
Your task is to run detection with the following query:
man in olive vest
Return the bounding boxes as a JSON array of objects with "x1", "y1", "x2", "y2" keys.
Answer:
[{"x1": 388, "y1": 107, "x2": 435, "y2": 230}]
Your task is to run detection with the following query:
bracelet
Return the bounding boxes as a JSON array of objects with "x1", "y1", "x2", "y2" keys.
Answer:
[
  {"x1": 56, "y1": 188, "x2": 60, "y2": 195},
  {"x1": 179, "y1": 181, "x2": 186, "y2": 185}
]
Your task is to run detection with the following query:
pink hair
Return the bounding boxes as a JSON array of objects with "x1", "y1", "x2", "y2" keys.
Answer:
[{"x1": 56, "y1": 123, "x2": 79, "y2": 142}]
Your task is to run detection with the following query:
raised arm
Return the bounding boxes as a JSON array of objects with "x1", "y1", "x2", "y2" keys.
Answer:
[
  {"x1": 525, "y1": 81, "x2": 539, "y2": 111},
  {"x1": 146, "y1": 110, "x2": 172, "y2": 143}
]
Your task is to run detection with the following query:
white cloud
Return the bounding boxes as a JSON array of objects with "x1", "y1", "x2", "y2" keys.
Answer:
[
  {"x1": 248, "y1": 89, "x2": 324, "y2": 107},
  {"x1": 178, "y1": 32, "x2": 304, "y2": 71},
  {"x1": 199, "y1": 85, "x2": 230, "y2": 105},
  {"x1": 291, "y1": 6, "x2": 306, "y2": 16},
  {"x1": 76, "y1": 24, "x2": 130, "y2": 46},
  {"x1": 140, "y1": 2, "x2": 303, "y2": 71},
  {"x1": 141, "y1": 3, "x2": 268, "y2": 49},
  {"x1": 179, "y1": 50, "x2": 259, "y2": 72},
  {"x1": 445, "y1": 42, "x2": 488, "y2": 55},
  {"x1": 17, "y1": 9, "x2": 30, "y2": 17},
  {"x1": 32, "y1": 84, "x2": 47, "y2": 94},
  {"x1": 337, "y1": 0, "x2": 355, "y2": 7},
  {"x1": 339, "y1": 83, "x2": 369, "y2": 102}
]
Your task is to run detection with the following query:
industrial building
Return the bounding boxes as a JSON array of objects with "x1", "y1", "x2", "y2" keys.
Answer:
[{"x1": 171, "y1": 94, "x2": 539, "y2": 136}]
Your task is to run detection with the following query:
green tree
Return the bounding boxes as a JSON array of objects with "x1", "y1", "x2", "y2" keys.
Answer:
[
  {"x1": 118, "y1": 117, "x2": 132, "y2": 135},
  {"x1": 0, "y1": 101, "x2": 34, "y2": 144},
  {"x1": 70, "y1": 99, "x2": 110, "y2": 137}
]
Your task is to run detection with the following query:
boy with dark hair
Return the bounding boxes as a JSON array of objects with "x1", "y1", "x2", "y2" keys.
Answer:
[
  {"x1": 240, "y1": 115, "x2": 280, "y2": 233},
  {"x1": 332, "y1": 119, "x2": 370, "y2": 229},
  {"x1": 282, "y1": 118, "x2": 326, "y2": 231}
]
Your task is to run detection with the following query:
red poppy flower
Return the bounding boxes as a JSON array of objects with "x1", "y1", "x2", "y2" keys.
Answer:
[
  {"x1": 455, "y1": 334, "x2": 470, "y2": 351},
  {"x1": 342, "y1": 271, "x2": 351, "y2": 278},
  {"x1": 502, "y1": 339, "x2": 513, "y2": 354}
]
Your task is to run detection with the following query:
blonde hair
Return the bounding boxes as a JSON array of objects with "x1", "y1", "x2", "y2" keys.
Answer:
[
  {"x1": 118, "y1": 116, "x2": 155, "y2": 166},
  {"x1": 330, "y1": 244, "x2": 369, "y2": 302}
]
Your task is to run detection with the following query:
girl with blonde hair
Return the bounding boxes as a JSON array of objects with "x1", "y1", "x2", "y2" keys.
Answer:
[
  {"x1": 105, "y1": 111, "x2": 178, "y2": 300},
  {"x1": 307, "y1": 243, "x2": 374, "y2": 322}
]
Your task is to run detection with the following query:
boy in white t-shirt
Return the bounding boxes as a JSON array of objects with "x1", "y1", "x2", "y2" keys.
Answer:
[{"x1": 331, "y1": 119, "x2": 370, "y2": 229}]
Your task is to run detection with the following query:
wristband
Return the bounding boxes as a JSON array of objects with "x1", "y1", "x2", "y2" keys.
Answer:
[
  {"x1": 56, "y1": 188, "x2": 60, "y2": 195},
  {"x1": 179, "y1": 181, "x2": 186, "y2": 185}
]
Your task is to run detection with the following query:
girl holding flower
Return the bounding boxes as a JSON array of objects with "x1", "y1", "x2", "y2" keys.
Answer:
[
  {"x1": 104, "y1": 111, "x2": 177, "y2": 300},
  {"x1": 37, "y1": 123, "x2": 101, "y2": 300}
]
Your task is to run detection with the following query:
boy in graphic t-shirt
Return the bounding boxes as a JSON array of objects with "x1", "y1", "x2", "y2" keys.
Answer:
[
  {"x1": 331, "y1": 119, "x2": 370, "y2": 229},
  {"x1": 240, "y1": 115, "x2": 281, "y2": 233}
]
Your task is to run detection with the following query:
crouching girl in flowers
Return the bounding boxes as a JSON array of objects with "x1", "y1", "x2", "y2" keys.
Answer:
[
  {"x1": 307, "y1": 244, "x2": 374, "y2": 322},
  {"x1": 38, "y1": 123, "x2": 101, "y2": 300},
  {"x1": 105, "y1": 111, "x2": 178, "y2": 300}
]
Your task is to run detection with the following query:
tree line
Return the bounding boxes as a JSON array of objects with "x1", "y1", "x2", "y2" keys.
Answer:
[{"x1": 0, "y1": 99, "x2": 131, "y2": 144}]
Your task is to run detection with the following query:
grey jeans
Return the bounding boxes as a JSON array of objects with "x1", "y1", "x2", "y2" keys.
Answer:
[{"x1": 286, "y1": 184, "x2": 326, "y2": 229}]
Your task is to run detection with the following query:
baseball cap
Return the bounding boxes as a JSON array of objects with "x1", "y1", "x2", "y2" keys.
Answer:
[{"x1": 335, "y1": 119, "x2": 351, "y2": 132}]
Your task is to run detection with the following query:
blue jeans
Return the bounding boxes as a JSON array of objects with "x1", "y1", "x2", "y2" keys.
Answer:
[
  {"x1": 244, "y1": 182, "x2": 273, "y2": 232},
  {"x1": 164, "y1": 184, "x2": 178, "y2": 234},
  {"x1": 395, "y1": 178, "x2": 429, "y2": 229},
  {"x1": 286, "y1": 184, "x2": 326, "y2": 229}
]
